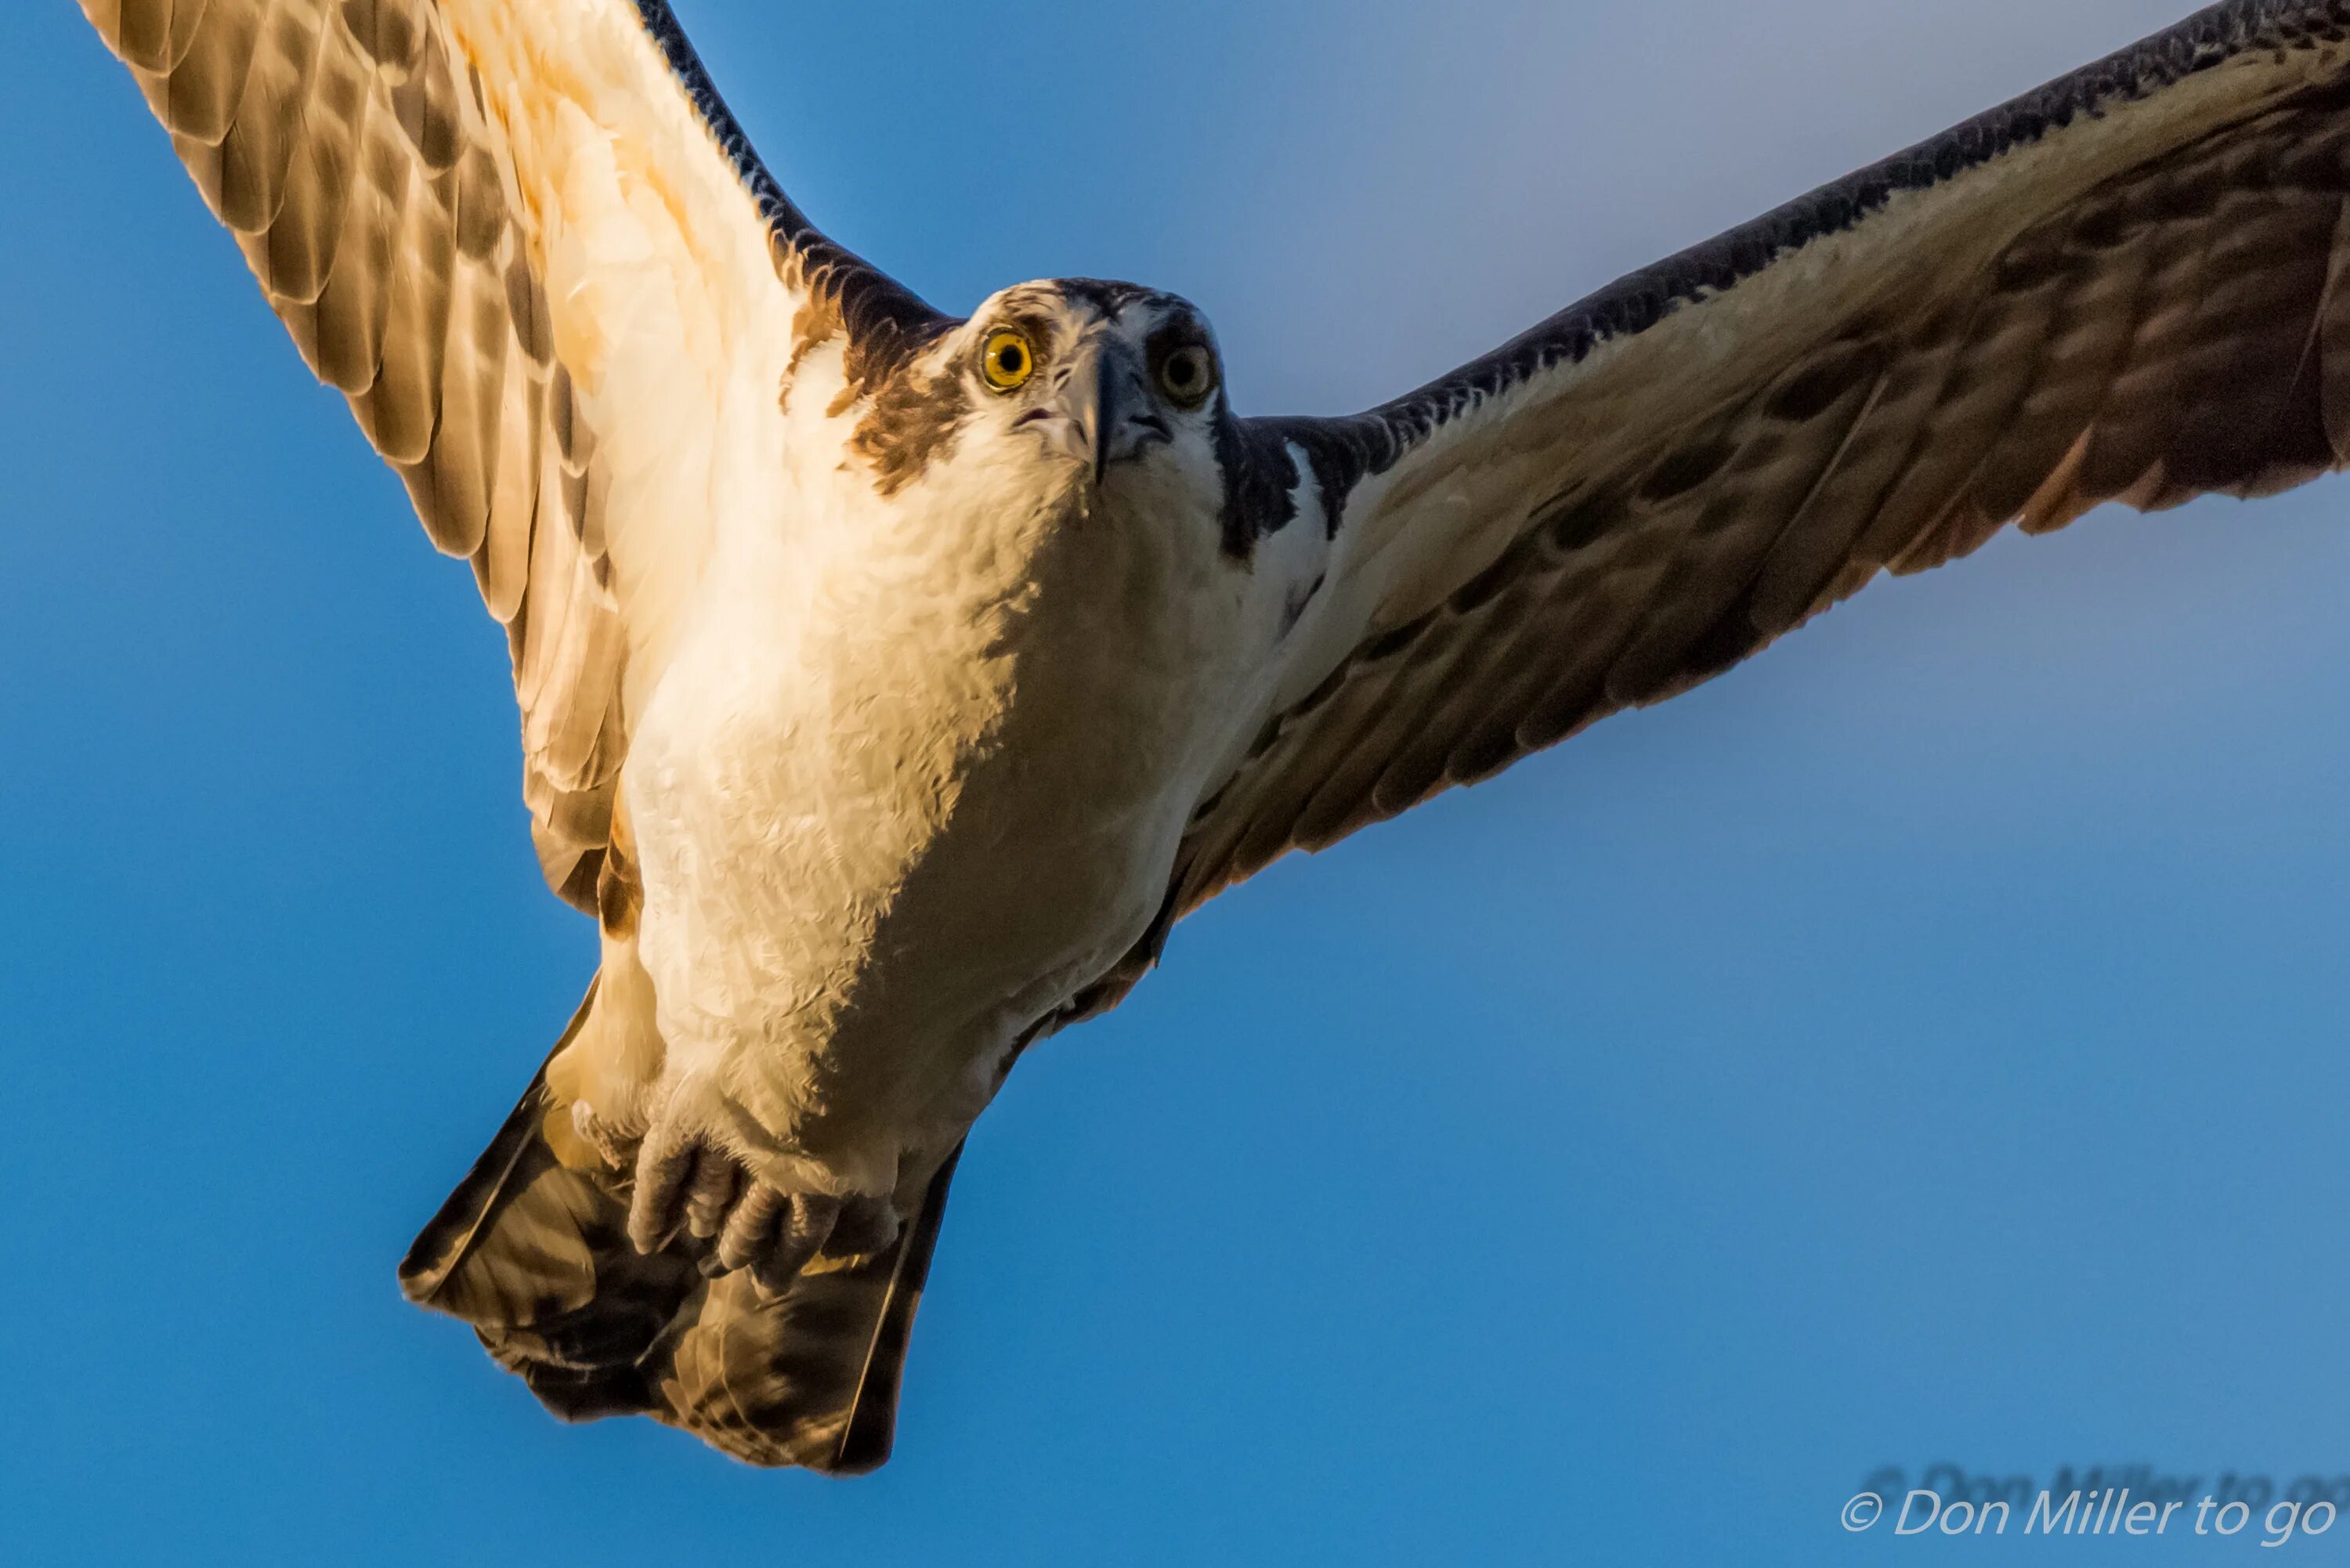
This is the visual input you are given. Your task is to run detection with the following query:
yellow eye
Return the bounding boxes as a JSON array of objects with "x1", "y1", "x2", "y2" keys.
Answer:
[
  {"x1": 1157, "y1": 342, "x2": 1217, "y2": 407},
  {"x1": 981, "y1": 329, "x2": 1036, "y2": 392}
]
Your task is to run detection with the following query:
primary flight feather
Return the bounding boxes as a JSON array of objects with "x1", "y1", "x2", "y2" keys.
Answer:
[{"x1": 80, "y1": 0, "x2": 2350, "y2": 1472}]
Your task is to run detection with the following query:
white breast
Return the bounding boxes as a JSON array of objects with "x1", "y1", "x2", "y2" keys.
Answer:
[{"x1": 619, "y1": 396, "x2": 1266, "y2": 1190}]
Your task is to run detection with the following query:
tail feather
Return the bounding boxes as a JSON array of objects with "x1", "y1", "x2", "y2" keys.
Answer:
[{"x1": 399, "y1": 982, "x2": 961, "y2": 1473}]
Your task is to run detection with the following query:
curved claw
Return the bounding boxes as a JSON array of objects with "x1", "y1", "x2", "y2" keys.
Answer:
[
  {"x1": 826, "y1": 1194, "x2": 902, "y2": 1259},
  {"x1": 684, "y1": 1158, "x2": 742, "y2": 1239},
  {"x1": 620, "y1": 1100, "x2": 904, "y2": 1293},
  {"x1": 627, "y1": 1136, "x2": 699, "y2": 1255},
  {"x1": 751, "y1": 1194, "x2": 841, "y2": 1300},
  {"x1": 716, "y1": 1182, "x2": 789, "y2": 1271}
]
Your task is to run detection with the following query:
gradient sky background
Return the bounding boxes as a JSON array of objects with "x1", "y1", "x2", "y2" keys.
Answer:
[{"x1": 7, "y1": 0, "x2": 2350, "y2": 1562}]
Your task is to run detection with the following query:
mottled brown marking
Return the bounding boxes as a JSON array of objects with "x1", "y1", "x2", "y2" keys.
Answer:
[{"x1": 850, "y1": 356, "x2": 971, "y2": 496}]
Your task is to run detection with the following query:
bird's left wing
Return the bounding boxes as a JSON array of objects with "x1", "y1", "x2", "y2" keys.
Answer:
[
  {"x1": 1159, "y1": 0, "x2": 2350, "y2": 930},
  {"x1": 89, "y1": 0, "x2": 962, "y2": 1470},
  {"x1": 81, "y1": 0, "x2": 947, "y2": 908}
]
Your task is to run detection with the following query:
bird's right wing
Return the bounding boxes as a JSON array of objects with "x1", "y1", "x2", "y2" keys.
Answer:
[
  {"x1": 81, "y1": 0, "x2": 949, "y2": 907},
  {"x1": 1156, "y1": 0, "x2": 2350, "y2": 926}
]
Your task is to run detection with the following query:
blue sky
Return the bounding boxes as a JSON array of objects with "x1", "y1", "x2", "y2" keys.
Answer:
[{"x1": 6, "y1": 0, "x2": 2349, "y2": 1562}]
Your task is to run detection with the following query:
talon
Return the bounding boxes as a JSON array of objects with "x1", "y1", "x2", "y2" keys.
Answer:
[
  {"x1": 751, "y1": 1194, "x2": 841, "y2": 1300},
  {"x1": 685, "y1": 1157, "x2": 742, "y2": 1239},
  {"x1": 627, "y1": 1139, "x2": 697, "y2": 1255},
  {"x1": 717, "y1": 1183, "x2": 787, "y2": 1272},
  {"x1": 823, "y1": 1194, "x2": 901, "y2": 1259}
]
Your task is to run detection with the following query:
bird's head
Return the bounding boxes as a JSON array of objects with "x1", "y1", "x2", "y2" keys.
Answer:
[
  {"x1": 841, "y1": 278, "x2": 1282, "y2": 558},
  {"x1": 964, "y1": 280, "x2": 1223, "y2": 486},
  {"x1": 884, "y1": 279, "x2": 1227, "y2": 511}
]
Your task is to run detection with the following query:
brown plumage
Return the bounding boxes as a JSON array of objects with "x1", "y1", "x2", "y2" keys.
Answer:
[{"x1": 92, "y1": 0, "x2": 630, "y2": 905}]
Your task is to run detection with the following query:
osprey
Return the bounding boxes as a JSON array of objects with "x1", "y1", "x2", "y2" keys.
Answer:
[{"x1": 80, "y1": 0, "x2": 2350, "y2": 1470}]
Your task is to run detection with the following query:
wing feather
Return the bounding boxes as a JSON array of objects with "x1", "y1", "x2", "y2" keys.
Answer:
[
  {"x1": 84, "y1": 0, "x2": 949, "y2": 909},
  {"x1": 1166, "y1": 0, "x2": 2350, "y2": 927}
]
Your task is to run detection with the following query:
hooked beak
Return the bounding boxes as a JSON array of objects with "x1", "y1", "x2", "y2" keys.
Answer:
[{"x1": 1022, "y1": 343, "x2": 1171, "y2": 484}]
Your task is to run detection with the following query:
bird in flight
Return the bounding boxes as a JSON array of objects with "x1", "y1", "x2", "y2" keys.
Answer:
[{"x1": 80, "y1": 0, "x2": 2350, "y2": 1472}]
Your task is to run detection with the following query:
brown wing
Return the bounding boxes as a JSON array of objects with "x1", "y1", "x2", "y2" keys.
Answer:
[
  {"x1": 81, "y1": 0, "x2": 945, "y2": 907},
  {"x1": 1169, "y1": 0, "x2": 2350, "y2": 925}
]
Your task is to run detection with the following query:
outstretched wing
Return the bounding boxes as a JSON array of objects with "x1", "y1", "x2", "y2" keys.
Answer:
[
  {"x1": 1168, "y1": 0, "x2": 2350, "y2": 922},
  {"x1": 81, "y1": 0, "x2": 946, "y2": 907}
]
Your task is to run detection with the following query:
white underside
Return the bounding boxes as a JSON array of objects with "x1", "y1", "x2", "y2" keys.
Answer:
[{"x1": 602, "y1": 368, "x2": 1318, "y2": 1201}]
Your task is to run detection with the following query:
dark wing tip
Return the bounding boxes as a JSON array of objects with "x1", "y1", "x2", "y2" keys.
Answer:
[{"x1": 1304, "y1": 0, "x2": 2350, "y2": 493}]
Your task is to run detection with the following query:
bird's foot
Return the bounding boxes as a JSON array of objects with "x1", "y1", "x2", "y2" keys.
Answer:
[{"x1": 621, "y1": 1075, "x2": 902, "y2": 1298}]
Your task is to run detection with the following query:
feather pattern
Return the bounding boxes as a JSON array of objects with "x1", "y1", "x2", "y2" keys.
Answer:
[
  {"x1": 83, "y1": 0, "x2": 947, "y2": 908},
  {"x1": 1162, "y1": 0, "x2": 2350, "y2": 926}
]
